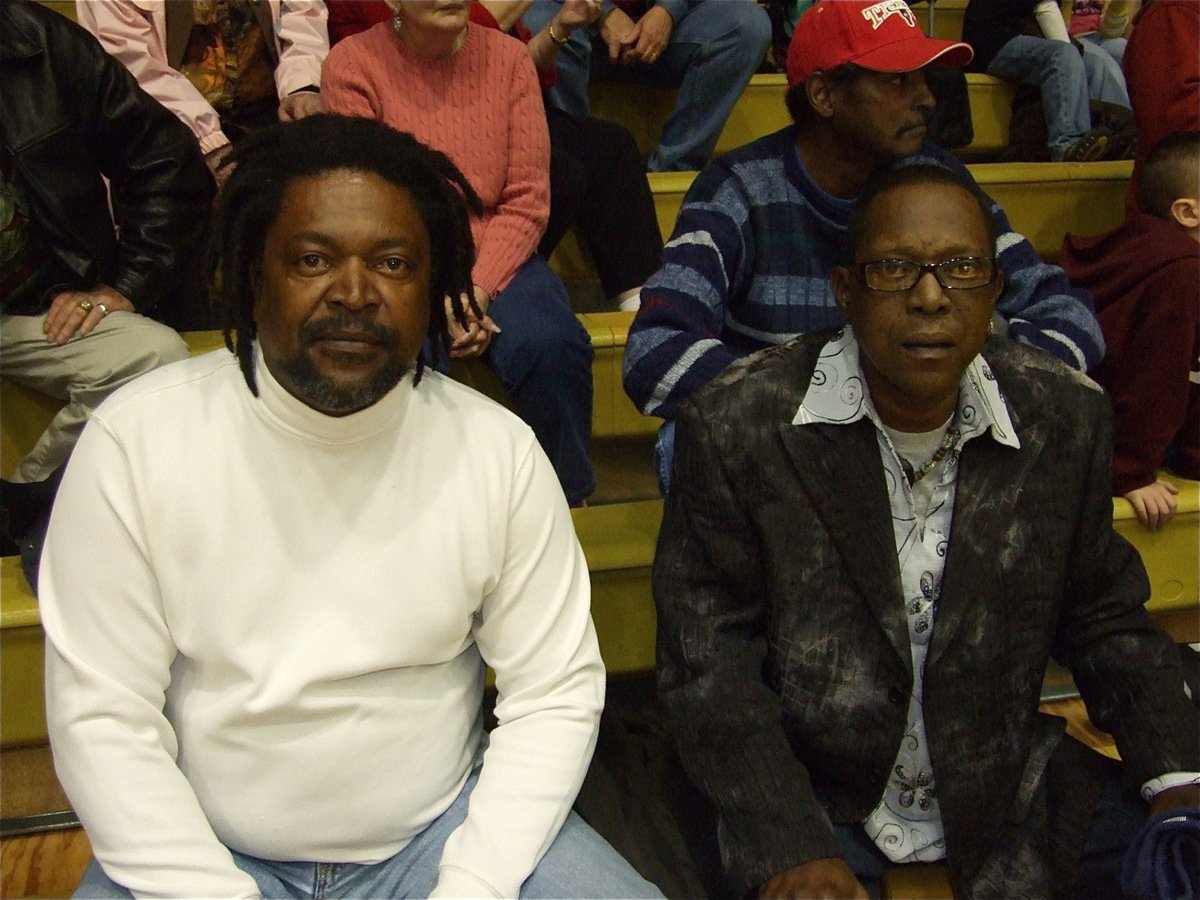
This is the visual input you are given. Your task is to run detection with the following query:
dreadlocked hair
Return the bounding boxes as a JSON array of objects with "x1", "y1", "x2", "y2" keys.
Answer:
[{"x1": 209, "y1": 113, "x2": 483, "y2": 394}]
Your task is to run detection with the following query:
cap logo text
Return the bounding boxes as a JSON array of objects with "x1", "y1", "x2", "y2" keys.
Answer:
[{"x1": 861, "y1": 0, "x2": 917, "y2": 29}]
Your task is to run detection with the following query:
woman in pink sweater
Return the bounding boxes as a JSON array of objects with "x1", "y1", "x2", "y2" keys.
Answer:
[{"x1": 324, "y1": 1, "x2": 594, "y2": 505}]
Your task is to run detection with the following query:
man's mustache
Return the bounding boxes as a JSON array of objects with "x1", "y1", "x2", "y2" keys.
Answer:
[{"x1": 300, "y1": 316, "x2": 399, "y2": 348}]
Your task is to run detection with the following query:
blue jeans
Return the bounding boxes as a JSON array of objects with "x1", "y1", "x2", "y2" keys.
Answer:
[
  {"x1": 654, "y1": 419, "x2": 676, "y2": 496},
  {"x1": 987, "y1": 35, "x2": 1130, "y2": 159},
  {"x1": 523, "y1": 0, "x2": 770, "y2": 171},
  {"x1": 74, "y1": 768, "x2": 662, "y2": 898},
  {"x1": 1078, "y1": 32, "x2": 1127, "y2": 69},
  {"x1": 484, "y1": 256, "x2": 595, "y2": 505}
]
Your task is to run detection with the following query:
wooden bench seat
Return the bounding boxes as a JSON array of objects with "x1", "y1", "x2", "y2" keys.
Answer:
[
  {"x1": 590, "y1": 71, "x2": 1017, "y2": 165},
  {"x1": 3, "y1": 474, "x2": 1196, "y2": 748},
  {"x1": 549, "y1": 160, "x2": 1132, "y2": 284}
]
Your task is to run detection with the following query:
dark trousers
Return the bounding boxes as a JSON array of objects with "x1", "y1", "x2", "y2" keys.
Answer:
[
  {"x1": 483, "y1": 256, "x2": 595, "y2": 505},
  {"x1": 541, "y1": 108, "x2": 663, "y2": 300},
  {"x1": 837, "y1": 770, "x2": 1147, "y2": 899}
]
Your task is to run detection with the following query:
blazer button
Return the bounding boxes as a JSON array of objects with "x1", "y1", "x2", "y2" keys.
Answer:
[{"x1": 888, "y1": 686, "x2": 906, "y2": 706}]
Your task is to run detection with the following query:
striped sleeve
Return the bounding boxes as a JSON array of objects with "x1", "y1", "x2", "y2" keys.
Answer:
[
  {"x1": 988, "y1": 202, "x2": 1105, "y2": 371},
  {"x1": 623, "y1": 160, "x2": 754, "y2": 419}
]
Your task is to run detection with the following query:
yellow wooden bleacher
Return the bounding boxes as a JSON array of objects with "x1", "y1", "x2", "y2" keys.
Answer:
[
  {"x1": 549, "y1": 159, "x2": 1132, "y2": 285},
  {"x1": 591, "y1": 72, "x2": 1017, "y2": 166}
]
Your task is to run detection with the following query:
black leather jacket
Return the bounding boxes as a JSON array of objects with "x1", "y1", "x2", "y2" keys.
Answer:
[{"x1": 0, "y1": 0, "x2": 214, "y2": 327}]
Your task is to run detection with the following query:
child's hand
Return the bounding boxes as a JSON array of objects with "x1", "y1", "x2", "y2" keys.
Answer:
[{"x1": 1123, "y1": 479, "x2": 1179, "y2": 531}]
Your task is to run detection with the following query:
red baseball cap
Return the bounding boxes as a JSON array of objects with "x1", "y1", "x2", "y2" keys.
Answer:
[{"x1": 786, "y1": 1, "x2": 973, "y2": 87}]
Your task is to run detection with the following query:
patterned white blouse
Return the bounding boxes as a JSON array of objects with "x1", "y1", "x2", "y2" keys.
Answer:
[{"x1": 793, "y1": 327, "x2": 1020, "y2": 862}]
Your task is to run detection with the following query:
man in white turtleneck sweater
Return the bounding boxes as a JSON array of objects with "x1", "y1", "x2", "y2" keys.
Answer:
[{"x1": 40, "y1": 115, "x2": 658, "y2": 900}]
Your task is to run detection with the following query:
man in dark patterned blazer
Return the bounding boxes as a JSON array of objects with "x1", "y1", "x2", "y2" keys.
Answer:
[{"x1": 654, "y1": 163, "x2": 1199, "y2": 898}]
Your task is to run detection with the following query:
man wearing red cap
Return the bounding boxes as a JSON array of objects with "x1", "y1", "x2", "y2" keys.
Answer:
[{"x1": 623, "y1": 0, "x2": 1105, "y2": 493}]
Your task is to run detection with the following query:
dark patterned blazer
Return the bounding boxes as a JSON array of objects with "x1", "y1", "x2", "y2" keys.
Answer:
[{"x1": 654, "y1": 332, "x2": 1198, "y2": 898}]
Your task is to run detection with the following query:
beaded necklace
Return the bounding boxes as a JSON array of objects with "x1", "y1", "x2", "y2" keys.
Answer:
[{"x1": 900, "y1": 426, "x2": 961, "y2": 486}]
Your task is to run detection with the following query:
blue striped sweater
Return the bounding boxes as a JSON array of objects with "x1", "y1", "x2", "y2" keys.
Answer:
[{"x1": 623, "y1": 126, "x2": 1104, "y2": 419}]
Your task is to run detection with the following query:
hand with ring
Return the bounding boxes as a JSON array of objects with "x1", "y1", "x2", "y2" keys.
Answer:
[
  {"x1": 43, "y1": 285, "x2": 134, "y2": 345},
  {"x1": 619, "y1": 5, "x2": 674, "y2": 65}
]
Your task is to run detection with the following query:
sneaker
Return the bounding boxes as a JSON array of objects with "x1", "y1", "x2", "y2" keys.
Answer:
[{"x1": 1060, "y1": 127, "x2": 1110, "y2": 162}]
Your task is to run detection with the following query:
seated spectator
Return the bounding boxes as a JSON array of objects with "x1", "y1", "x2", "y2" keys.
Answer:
[
  {"x1": 654, "y1": 162, "x2": 1199, "y2": 899},
  {"x1": 522, "y1": 0, "x2": 772, "y2": 171},
  {"x1": 623, "y1": 0, "x2": 1104, "y2": 493},
  {"x1": 326, "y1": 0, "x2": 661, "y2": 313},
  {"x1": 1061, "y1": 131, "x2": 1199, "y2": 530},
  {"x1": 44, "y1": 114, "x2": 659, "y2": 900},
  {"x1": 1068, "y1": 0, "x2": 1138, "y2": 67},
  {"x1": 963, "y1": 0, "x2": 1130, "y2": 161},
  {"x1": 0, "y1": 0, "x2": 212, "y2": 584},
  {"x1": 323, "y1": 1, "x2": 595, "y2": 506},
  {"x1": 1122, "y1": 0, "x2": 1199, "y2": 217},
  {"x1": 77, "y1": 0, "x2": 328, "y2": 187}
]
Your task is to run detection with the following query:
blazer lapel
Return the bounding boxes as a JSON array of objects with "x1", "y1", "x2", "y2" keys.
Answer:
[
  {"x1": 165, "y1": 2, "x2": 194, "y2": 70},
  {"x1": 778, "y1": 418, "x2": 912, "y2": 676},
  {"x1": 250, "y1": 2, "x2": 281, "y2": 66},
  {"x1": 928, "y1": 412, "x2": 1049, "y2": 672}
]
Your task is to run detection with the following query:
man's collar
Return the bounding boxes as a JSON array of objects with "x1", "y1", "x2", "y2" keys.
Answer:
[
  {"x1": 0, "y1": 8, "x2": 41, "y2": 60},
  {"x1": 792, "y1": 327, "x2": 1021, "y2": 449}
]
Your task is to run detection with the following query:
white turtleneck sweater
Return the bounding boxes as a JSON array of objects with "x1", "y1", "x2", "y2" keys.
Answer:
[{"x1": 40, "y1": 348, "x2": 604, "y2": 898}]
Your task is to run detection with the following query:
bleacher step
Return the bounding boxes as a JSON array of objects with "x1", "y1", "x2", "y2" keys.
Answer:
[
  {"x1": 549, "y1": 160, "x2": 1133, "y2": 282},
  {"x1": 589, "y1": 71, "x2": 1016, "y2": 169}
]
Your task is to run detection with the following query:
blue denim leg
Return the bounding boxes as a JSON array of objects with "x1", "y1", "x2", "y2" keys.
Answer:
[
  {"x1": 74, "y1": 849, "x2": 306, "y2": 898},
  {"x1": 987, "y1": 35, "x2": 1092, "y2": 158},
  {"x1": 74, "y1": 767, "x2": 658, "y2": 898},
  {"x1": 523, "y1": 0, "x2": 770, "y2": 172},
  {"x1": 324, "y1": 767, "x2": 658, "y2": 898},
  {"x1": 655, "y1": 419, "x2": 675, "y2": 496},
  {"x1": 1079, "y1": 32, "x2": 1128, "y2": 69},
  {"x1": 74, "y1": 862, "x2": 135, "y2": 898},
  {"x1": 522, "y1": 1, "x2": 594, "y2": 119},
  {"x1": 483, "y1": 256, "x2": 595, "y2": 505},
  {"x1": 313, "y1": 768, "x2": 479, "y2": 898},
  {"x1": 1078, "y1": 37, "x2": 1131, "y2": 108},
  {"x1": 518, "y1": 811, "x2": 665, "y2": 898},
  {"x1": 639, "y1": 0, "x2": 771, "y2": 171}
]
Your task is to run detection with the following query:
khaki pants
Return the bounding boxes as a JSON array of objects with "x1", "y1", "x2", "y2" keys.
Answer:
[{"x1": 0, "y1": 311, "x2": 188, "y2": 483}]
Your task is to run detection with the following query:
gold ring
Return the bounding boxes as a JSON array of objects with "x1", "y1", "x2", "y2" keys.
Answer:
[
  {"x1": 79, "y1": 300, "x2": 93, "y2": 313},
  {"x1": 97, "y1": 303, "x2": 109, "y2": 317}
]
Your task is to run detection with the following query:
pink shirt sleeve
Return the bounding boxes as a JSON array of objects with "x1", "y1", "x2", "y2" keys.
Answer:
[
  {"x1": 78, "y1": 1, "x2": 328, "y2": 154},
  {"x1": 77, "y1": 0, "x2": 229, "y2": 154},
  {"x1": 273, "y1": 1, "x2": 329, "y2": 97},
  {"x1": 321, "y1": 39, "x2": 383, "y2": 120}
]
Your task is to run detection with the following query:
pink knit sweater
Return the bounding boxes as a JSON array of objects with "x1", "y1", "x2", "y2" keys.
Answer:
[{"x1": 323, "y1": 22, "x2": 549, "y2": 297}]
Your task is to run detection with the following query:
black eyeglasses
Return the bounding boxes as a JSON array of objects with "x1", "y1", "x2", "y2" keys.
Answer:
[{"x1": 856, "y1": 257, "x2": 998, "y2": 292}]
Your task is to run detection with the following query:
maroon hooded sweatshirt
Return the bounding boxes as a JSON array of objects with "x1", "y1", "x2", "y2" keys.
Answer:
[{"x1": 1062, "y1": 213, "x2": 1200, "y2": 495}]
